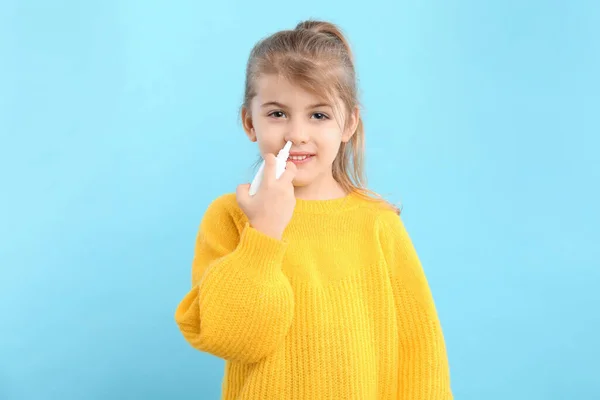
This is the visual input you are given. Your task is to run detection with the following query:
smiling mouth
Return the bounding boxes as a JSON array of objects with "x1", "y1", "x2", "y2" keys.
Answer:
[{"x1": 288, "y1": 154, "x2": 315, "y2": 164}]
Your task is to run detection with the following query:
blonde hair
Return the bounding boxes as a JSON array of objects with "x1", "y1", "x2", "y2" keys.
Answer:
[{"x1": 243, "y1": 20, "x2": 401, "y2": 214}]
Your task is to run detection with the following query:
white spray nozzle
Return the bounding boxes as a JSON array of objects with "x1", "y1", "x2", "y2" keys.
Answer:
[{"x1": 277, "y1": 141, "x2": 293, "y2": 159}]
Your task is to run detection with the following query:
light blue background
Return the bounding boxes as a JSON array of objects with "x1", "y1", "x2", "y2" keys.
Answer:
[{"x1": 1, "y1": 1, "x2": 599, "y2": 399}]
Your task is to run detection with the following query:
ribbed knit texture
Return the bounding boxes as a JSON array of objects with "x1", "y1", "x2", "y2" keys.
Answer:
[{"x1": 175, "y1": 192, "x2": 453, "y2": 399}]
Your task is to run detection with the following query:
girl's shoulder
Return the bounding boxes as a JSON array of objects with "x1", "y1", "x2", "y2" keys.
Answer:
[
  {"x1": 347, "y1": 190, "x2": 409, "y2": 242},
  {"x1": 349, "y1": 188, "x2": 402, "y2": 216},
  {"x1": 207, "y1": 192, "x2": 239, "y2": 211},
  {"x1": 200, "y1": 192, "x2": 248, "y2": 229}
]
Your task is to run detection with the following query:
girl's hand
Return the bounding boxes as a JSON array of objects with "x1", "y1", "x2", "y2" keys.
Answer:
[{"x1": 236, "y1": 154, "x2": 297, "y2": 240}]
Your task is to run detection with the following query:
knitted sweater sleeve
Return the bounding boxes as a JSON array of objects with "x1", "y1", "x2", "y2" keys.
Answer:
[
  {"x1": 174, "y1": 195, "x2": 294, "y2": 364},
  {"x1": 378, "y1": 212, "x2": 453, "y2": 399}
]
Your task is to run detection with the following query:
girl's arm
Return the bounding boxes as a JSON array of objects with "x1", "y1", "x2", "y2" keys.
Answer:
[
  {"x1": 378, "y1": 212, "x2": 453, "y2": 399},
  {"x1": 174, "y1": 195, "x2": 294, "y2": 364}
]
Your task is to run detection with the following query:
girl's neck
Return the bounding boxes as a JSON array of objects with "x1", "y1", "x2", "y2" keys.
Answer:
[{"x1": 293, "y1": 177, "x2": 347, "y2": 201}]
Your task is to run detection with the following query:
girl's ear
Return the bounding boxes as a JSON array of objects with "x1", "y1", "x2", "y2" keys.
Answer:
[
  {"x1": 241, "y1": 106, "x2": 257, "y2": 142},
  {"x1": 341, "y1": 106, "x2": 360, "y2": 143}
]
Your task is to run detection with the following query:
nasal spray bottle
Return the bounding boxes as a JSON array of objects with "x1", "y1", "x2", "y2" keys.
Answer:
[{"x1": 248, "y1": 141, "x2": 293, "y2": 196}]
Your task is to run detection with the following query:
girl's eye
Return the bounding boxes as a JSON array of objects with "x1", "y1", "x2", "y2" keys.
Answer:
[
  {"x1": 312, "y1": 113, "x2": 329, "y2": 120},
  {"x1": 269, "y1": 111, "x2": 286, "y2": 118}
]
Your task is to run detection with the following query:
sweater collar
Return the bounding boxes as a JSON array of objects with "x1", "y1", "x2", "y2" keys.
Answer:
[{"x1": 293, "y1": 190, "x2": 362, "y2": 214}]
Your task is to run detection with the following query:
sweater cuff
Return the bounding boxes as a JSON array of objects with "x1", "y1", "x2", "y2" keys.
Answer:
[{"x1": 234, "y1": 223, "x2": 289, "y2": 279}]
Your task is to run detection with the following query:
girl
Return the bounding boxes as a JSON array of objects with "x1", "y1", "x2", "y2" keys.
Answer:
[{"x1": 175, "y1": 20, "x2": 453, "y2": 400}]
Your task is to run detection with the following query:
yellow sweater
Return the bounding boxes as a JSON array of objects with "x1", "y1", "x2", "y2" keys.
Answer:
[{"x1": 174, "y1": 191, "x2": 452, "y2": 399}]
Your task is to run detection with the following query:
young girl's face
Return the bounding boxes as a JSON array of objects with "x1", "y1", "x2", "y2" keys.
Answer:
[{"x1": 243, "y1": 74, "x2": 358, "y2": 194}]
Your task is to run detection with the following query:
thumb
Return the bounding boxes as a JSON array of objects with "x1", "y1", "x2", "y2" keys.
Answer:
[{"x1": 236, "y1": 183, "x2": 251, "y2": 206}]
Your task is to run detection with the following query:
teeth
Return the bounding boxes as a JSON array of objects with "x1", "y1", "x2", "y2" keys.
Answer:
[{"x1": 290, "y1": 155, "x2": 310, "y2": 161}]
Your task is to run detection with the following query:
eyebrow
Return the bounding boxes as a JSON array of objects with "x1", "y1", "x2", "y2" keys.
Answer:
[{"x1": 260, "y1": 101, "x2": 332, "y2": 109}]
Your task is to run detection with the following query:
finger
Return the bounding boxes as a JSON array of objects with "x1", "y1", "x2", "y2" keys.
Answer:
[
  {"x1": 279, "y1": 161, "x2": 297, "y2": 183},
  {"x1": 262, "y1": 153, "x2": 277, "y2": 183},
  {"x1": 236, "y1": 183, "x2": 251, "y2": 205}
]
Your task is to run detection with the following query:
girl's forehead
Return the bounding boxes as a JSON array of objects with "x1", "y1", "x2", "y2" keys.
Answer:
[
  {"x1": 255, "y1": 75, "x2": 309, "y2": 94},
  {"x1": 253, "y1": 75, "x2": 334, "y2": 107}
]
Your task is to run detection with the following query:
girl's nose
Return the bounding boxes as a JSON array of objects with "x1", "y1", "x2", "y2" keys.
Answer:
[{"x1": 285, "y1": 122, "x2": 309, "y2": 144}]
